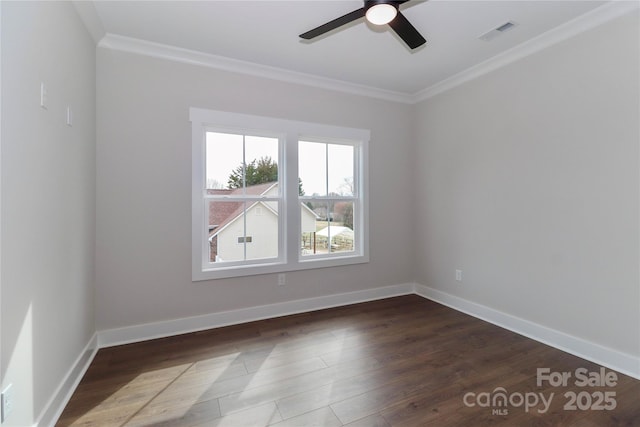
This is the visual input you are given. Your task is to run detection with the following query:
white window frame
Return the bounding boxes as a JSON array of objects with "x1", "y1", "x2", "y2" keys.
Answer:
[{"x1": 191, "y1": 108, "x2": 369, "y2": 281}]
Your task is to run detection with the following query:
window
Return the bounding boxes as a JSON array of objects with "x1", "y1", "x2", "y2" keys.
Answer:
[
  {"x1": 299, "y1": 141, "x2": 357, "y2": 257},
  {"x1": 191, "y1": 108, "x2": 369, "y2": 280},
  {"x1": 204, "y1": 131, "x2": 281, "y2": 265}
]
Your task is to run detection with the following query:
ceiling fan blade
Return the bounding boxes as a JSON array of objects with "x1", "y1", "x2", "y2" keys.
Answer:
[
  {"x1": 300, "y1": 8, "x2": 365, "y2": 40},
  {"x1": 388, "y1": 11, "x2": 426, "y2": 49}
]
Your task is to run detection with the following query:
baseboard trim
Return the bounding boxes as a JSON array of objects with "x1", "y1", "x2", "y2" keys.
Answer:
[
  {"x1": 413, "y1": 283, "x2": 640, "y2": 380},
  {"x1": 98, "y1": 283, "x2": 415, "y2": 348},
  {"x1": 35, "y1": 333, "x2": 99, "y2": 427}
]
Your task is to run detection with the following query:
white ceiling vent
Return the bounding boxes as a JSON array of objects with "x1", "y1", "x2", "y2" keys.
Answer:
[{"x1": 478, "y1": 21, "x2": 518, "y2": 42}]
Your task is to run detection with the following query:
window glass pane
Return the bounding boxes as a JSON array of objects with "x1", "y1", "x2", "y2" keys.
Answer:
[
  {"x1": 301, "y1": 200, "x2": 355, "y2": 256},
  {"x1": 244, "y1": 136, "x2": 279, "y2": 190},
  {"x1": 245, "y1": 200, "x2": 279, "y2": 261},
  {"x1": 301, "y1": 202, "x2": 320, "y2": 256},
  {"x1": 206, "y1": 132, "x2": 279, "y2": 191},
  {"x1": 328, "y1": 201, "x2": 355, "y2": 254},
  {"x1": 328, "y1": 144, "x2": 354, "y2": 196},
  {"x1": 206, "y1": 132, "x2": 243, "y2": 190},
  {"x1": 301, "y1": 201, "x2": 327, "y2": 256},
  {"x1": 208, "y1": 199, "x2": 278, "y2": 262},
  {"x1": 208, "y1": 200, "x2": 247, "y2": 263},
  {"x1": 299, "y1": 141, "x2": 327, "y2": 196}
]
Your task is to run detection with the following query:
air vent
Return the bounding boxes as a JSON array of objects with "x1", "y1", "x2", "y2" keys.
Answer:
[{"x1": 478, "y1": 21, "x2": 518, "y2": 41}]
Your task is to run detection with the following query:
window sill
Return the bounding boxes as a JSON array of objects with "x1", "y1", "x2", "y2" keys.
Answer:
[{"x1": 193, "y1": 253, "x2": 369, "y2": 281}]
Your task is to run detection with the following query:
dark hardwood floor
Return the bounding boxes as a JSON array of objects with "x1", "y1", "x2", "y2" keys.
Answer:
[{"x1": 57, "y1": 295, "x2": 640, "y2": 426}]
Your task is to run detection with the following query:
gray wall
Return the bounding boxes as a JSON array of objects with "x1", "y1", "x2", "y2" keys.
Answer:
[
  {"x1": 1, "y1": 2, "x2": 96, "y2": 425},
  {"x1": 95, "y1": 48, "x2": 415, "y2": 331},
  {"x1": 413, "y1": 12, "x2": 639, "y2": 357}
]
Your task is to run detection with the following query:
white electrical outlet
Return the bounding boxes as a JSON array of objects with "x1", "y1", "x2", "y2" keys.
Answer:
[
  {"x1": 1, "y1": 384, "x2": 14, "y2": 423},
  {"x1": 277, "y1": 273, "x2": 286, "y2": 286},
  {"x1": 455, "y1": 269, "x2": 462, "y2": 282}
]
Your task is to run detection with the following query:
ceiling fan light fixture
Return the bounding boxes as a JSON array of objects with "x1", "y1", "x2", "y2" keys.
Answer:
[
  {"x1": 365, "y1": 3, "x2": 397, "y2": 25},
  {"x1": 299, "y1": 1, "x2": 426, "y2": 50}
]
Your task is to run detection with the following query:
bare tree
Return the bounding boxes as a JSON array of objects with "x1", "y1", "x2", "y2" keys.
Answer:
[
  {"x1": 206, "y1": 179, "x2": 224, "y2": 189},
  {"x1": 339, "y1": 177, "x2": 354, "y2": 196}
]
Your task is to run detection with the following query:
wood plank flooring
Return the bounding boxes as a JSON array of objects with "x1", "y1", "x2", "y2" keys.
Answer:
[{"x1": 57, "y1": 296, "x2": 640, "y2": 426}]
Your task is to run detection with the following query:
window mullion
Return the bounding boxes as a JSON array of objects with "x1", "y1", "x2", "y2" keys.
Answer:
[
  {"x1": 325, "y1": 143, "x2": 329, "y2": 196},
  {"x1": 242, "y1": 135, "x2": 246, "y2": 195},
  {"x1": 242, "y1": 201, "x2": 247, "y2": 261},
  {"x1": 284, "y1": 132, "x2": 299, "y2": 264}
]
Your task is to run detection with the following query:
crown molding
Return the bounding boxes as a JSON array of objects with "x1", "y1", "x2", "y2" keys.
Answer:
[
  {"x1": 98, "y1": 33, "x2": 414, "y2": 104},
  {"x1": 72, "y1": 0, "x2": 105, "y2": 43},
  {"x1": 97, "y1": 1, "x2": 638, "y2": 105},
  {"x1": 412, "y1": 0, "x2": 640, "y2": 103}
]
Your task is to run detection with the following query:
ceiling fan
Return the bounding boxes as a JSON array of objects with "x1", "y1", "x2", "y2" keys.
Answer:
[{"x1": 299, "y1": 0, "x2": 426, "y2": 50}]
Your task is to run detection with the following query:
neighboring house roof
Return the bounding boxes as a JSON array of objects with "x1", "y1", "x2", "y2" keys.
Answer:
[
  {"x1": 300, "y1": 200, "x2": 318, "y2": 220},
  {"x1": 207, "y1": 182, "x2": 278, "y2": 235},
  {"x1": 208, "y1": 181, "x2": 320, "y2": 241}
]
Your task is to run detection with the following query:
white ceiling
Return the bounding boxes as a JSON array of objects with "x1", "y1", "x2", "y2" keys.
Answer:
[{"x1": 86, "y1": 1, "x2": 614, "y2": 97}]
